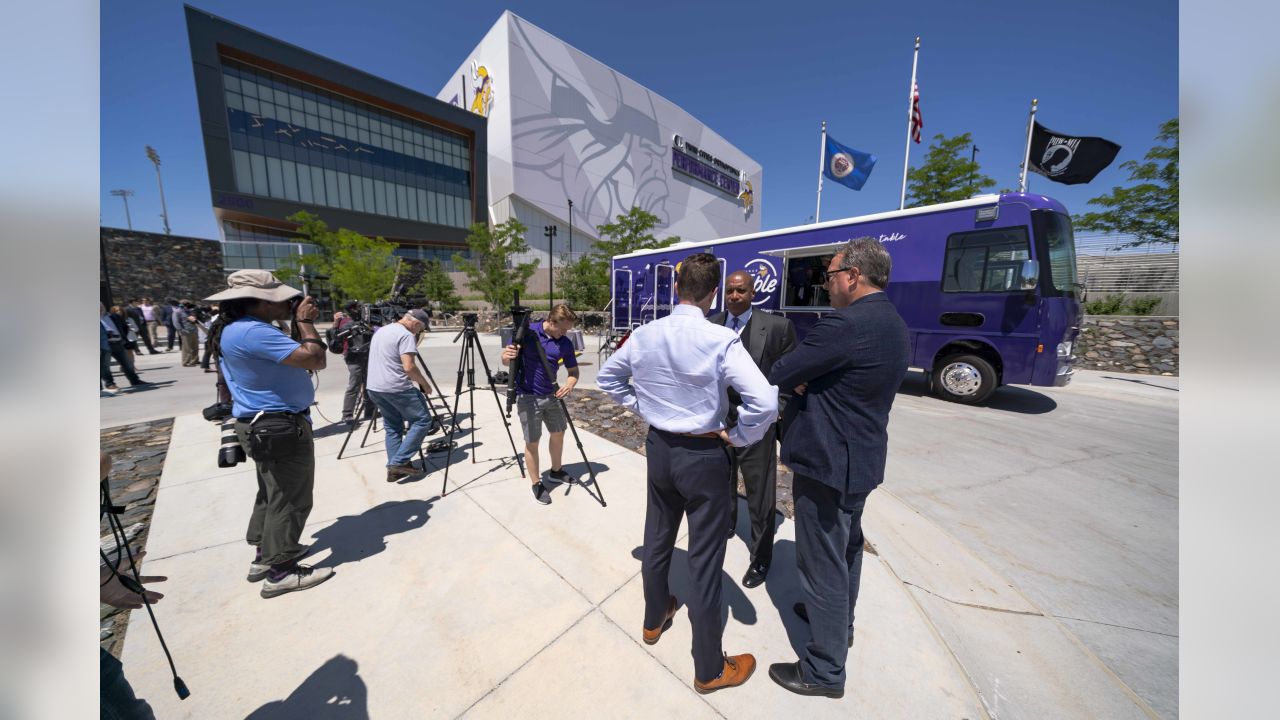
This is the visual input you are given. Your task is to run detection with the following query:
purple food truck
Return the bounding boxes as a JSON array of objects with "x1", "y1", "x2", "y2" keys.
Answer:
[{"x1": 609, "y1": 193, "x2": 1081, "y2": 404}]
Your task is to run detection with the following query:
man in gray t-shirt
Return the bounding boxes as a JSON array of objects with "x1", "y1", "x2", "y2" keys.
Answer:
[{"x1": 366, "y1": 309, "x2": 434, "y2": 480}]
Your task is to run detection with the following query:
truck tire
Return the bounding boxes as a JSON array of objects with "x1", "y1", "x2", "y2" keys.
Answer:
[{"x1": 932, "y1": 354, "x2": 997, "y2": 404}]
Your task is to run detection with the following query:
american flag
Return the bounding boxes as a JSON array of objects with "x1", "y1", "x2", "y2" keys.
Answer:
[{"x1": 910, "y1": 82, "x2": 923, "y2": 143}]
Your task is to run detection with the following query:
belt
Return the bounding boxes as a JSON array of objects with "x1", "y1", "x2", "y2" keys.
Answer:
[
  {"x1": 235, "y1": 410, "x2": 309, "y2": 423},
  {"x1": 652, "y1": 427, "x2": 724, "y2": 440}
]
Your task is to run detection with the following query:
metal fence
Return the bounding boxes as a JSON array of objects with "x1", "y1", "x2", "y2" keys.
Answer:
[{"x1": 1075, "y1": 234, "x2": 1179, "y2": 294}]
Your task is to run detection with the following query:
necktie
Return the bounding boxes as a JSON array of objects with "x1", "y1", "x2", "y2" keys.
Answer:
[{"x1": 731, "y1": 316, "x2": 739, "y2": 332}]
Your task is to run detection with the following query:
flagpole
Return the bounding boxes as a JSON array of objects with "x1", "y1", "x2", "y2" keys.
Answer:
[
  {"x1": 815, "y1": 120, "x2": 827, "y2": 223},
  {"x1": 1019, "y1": 98, "x2": 1038, "y2": 192},
  {"x1": 899, "y1": 36, "x2": 920, "y2": 210}
]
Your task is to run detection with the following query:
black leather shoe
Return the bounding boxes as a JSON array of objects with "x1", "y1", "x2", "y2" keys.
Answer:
[
  {"x1": 742, "y1": 562, "x2": 769, "y2": 588},
  {"x1": 768, "y1": 662, "x2": 843, "y2": 698},
  {"x1": 793, "y1": 603, "x2": 854, "y2": 648}
]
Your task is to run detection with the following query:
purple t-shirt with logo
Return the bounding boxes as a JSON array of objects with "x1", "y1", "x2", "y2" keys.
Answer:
[{"x1": 516, "y1": 321, "x2": 577, "y2": 396}]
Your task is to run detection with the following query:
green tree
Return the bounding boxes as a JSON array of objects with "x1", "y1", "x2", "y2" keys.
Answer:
[
  {"x1": 593, "y1": 206, "x2": 681, "y2": 259},
  {"x1": 412, "y1": 259, "x2": 462, "y2": 312},
  {"x1": 454, "y1": 219, "x2": 538, "y2": 311},
  {"x1": 905, "y1": 132, "x2": 995, "y2": 207},
  {"x1": 275, "y1": 211, "x2": 398, "y2": 302},
  {"x1": 557, "y1": 252, "x2": 611, "y2": 310},
  {"x1": 1075, "y1": 118, "x2": 1178, "y2": 248}
]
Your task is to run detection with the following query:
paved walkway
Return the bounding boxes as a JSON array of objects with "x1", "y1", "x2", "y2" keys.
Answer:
[{"x1": 121, "y1": 379, "x2": 984, "y2": 719}]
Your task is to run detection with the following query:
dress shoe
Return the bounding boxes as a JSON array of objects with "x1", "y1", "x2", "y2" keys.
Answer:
[
  {"x1": 793, "y1": 602, "x2": 854, "y2": 648},
  {"x1": 768, "y1": 661, "x2": 843, "y2": 698},
  {"x1": 694, "y1": 653, "x2": 756, "y2": 694},
  {"x1": 742, "y1": 562, "x2": 769, "y2": 588},
  {"x1": 642, "y1": 595, "x2": 678, "y2": 645},
  {"x1": 387, "y1": 463, "x2": 418, "y2": 479}
]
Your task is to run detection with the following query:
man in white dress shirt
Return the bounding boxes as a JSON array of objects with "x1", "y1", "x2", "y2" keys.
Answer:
[{"x1": 598, "y1": 252, "x2": 778, "y2": 695}]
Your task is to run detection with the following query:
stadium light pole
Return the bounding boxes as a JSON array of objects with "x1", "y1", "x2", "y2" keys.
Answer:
[
  {"x1": 145, "y1": 145, "x2": 172, "y2": 235},
  {"x1": 110, "y1": 189, "x2": 135, "y2": 230},
  {"x1": 544, "y1": 225, "x2": 557, "y2": 311}
]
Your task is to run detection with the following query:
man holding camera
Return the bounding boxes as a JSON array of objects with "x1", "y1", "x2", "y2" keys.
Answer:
[
  {"x1": 365, "y1": 309, "x2": 435, "y2": 481},
  {"x1": 207, "y1": 269, "x2": 333, "y2": 599},
  {"x1": 333, "y1": 300, "x2": 372, "y2": 425},
  {"x1": 500, "y1": 303, "x2": 580, "y2": 506}
]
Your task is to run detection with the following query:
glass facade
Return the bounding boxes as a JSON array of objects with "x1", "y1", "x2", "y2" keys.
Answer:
[
  {"x1": 222, "y1": 222, "x2": 317, "y2": 271},
  {"x1": 221, "y1": 221, "x2": 469, "y2": 273},
  {"x1": 220, "y1": 58, "x2": 474, "y2": 228}
]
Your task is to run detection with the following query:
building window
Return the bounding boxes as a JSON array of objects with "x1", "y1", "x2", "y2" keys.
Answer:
[{"x1": 219, "y1": 58, "x2": 473, "y2": 228}]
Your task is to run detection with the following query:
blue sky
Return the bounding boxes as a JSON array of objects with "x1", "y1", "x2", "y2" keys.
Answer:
[{"x1": 101, "y1": 0, "x2": 1177, "y2": 239}]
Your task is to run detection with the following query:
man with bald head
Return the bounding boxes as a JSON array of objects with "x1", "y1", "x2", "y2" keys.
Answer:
[{"x1": 708, "y1": 269, "x2": 796, "y2": 588}]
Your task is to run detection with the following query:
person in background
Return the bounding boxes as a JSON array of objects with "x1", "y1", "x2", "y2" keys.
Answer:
[
  {"x1": 110, "y1": 305, "x2": 139, "y2": 365},
  {"x1": 164, "y1": 298, "x2": 181, "y2": 351},
  {"x1": 334, "y1": 301, "x2": 374, "y2": 425},
  {"x1": 176, "y1": 300, "x2": 200, "y2": 367},
  {"x1": 127, "y1": 298, "x2": 160, "y2": 355},
  {"x1": 365, "y1": 309, "x2": 435, "y2": 481},
  {"x1": 141, "y1": 297, "x2": 161, "y2": 352},
  {"x1": 101, "y1": 303, "x2": 147, "y2": 392}
]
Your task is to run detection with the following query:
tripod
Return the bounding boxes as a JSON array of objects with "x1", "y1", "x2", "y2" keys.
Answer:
[
  {"x1": 506, "y1": 297, "x2": 606, "y2": 507},
  {"x1": 440, "y1": 315, "x2": 526, "y2": 496}
]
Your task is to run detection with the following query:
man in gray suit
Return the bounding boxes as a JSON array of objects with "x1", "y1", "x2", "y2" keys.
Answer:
[
  {"x1": 708, "y1": 270, "x2": 795, "y2": 588},
  {"x1": 766, "y1": 238, "x2": 910, "y2": 698}
]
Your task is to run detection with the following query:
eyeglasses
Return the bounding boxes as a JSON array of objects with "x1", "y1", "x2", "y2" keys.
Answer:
[{"x1": 820, "y1": 268, "x2": 854, "y2": 283}]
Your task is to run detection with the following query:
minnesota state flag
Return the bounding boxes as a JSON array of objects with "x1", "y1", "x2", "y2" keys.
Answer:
[{"x1": 823, "y1": 136, "x2": 876, "y2": 191}]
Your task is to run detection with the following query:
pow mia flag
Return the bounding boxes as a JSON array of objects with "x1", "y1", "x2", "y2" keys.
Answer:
[{"x1": 1028, "y1": 122, "x2": 1121, "y2": 185}]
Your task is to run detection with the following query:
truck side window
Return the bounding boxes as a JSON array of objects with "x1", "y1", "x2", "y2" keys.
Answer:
[{"x1": 942, "y1": 228, "x2": 1031, "y2": 293}]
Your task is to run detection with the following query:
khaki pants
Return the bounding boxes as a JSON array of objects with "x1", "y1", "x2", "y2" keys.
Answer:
[{"x1": 179, "y1": 330, "x2": 198, "y2": 366}]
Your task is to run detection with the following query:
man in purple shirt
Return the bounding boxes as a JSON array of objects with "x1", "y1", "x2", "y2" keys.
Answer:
[{"x1": 501, "y1": 304, "x2": 580, "y2": 505}]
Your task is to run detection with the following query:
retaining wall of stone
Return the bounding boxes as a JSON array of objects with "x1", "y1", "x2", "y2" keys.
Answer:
[
  {"x1": 1075, "y1": 315, "x2": 1179, "y2": 376},
  {"x1": 101, "y1": 227, "x2": 226, "y2": 305}
]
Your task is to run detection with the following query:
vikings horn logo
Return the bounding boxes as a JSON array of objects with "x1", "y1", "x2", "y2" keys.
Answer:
[
  {"x1": 738, "y1": 179, "x2": 754, "y2": 214},
  {"x1": 470, "y1": 61, "x2": 494, "y2": 118}
]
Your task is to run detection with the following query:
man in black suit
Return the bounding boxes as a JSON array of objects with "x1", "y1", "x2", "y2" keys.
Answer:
[
  {"x1": 765, "y1": 238, "x2": 910, "y2": 698},
  {"x1": 708, "y1": 270, "x2": 796, "y2": 588}
]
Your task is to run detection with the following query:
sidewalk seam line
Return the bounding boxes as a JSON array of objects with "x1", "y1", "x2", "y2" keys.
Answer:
[{"x1": 595, "y1": 609, "x2": 727, "y2": 719}]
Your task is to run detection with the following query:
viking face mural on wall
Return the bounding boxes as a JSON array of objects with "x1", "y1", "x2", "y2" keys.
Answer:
[{"x1": 503, "y1": 16, "x2": 759, "y2": 241}]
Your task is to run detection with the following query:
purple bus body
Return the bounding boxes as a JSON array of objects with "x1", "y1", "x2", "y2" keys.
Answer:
[{"x1": 610, "y1": 193, "x2": 1081, "y2": 392}]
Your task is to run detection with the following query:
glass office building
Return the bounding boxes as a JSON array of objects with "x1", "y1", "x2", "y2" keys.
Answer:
[{"x1": 187, "y1": 7, "x2": 488, "y2": 274}]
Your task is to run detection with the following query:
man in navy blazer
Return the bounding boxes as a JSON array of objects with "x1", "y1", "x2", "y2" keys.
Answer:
[{"x1": 765, "y1": 237, "x2": 910, "y2": 698}]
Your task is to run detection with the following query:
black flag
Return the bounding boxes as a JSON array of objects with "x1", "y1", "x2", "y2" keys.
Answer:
[{"x1": 1028, "y1": 122, "x2": 1121, "y2": 185}]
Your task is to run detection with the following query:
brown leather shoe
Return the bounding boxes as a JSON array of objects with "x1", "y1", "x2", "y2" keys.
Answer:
[
  {"x1": 694, "y1": 653, "x2": 756, "y2": 694},
  {"x1": 642, "y1": 595, "x2": 678, "y2": 645}
]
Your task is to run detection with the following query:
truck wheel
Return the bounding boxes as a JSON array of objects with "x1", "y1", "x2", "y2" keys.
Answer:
[{"x1": 932, "y1": 354, "x2": 997, "y2": 404}]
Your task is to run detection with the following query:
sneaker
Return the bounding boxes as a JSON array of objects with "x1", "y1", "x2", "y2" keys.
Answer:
[
  {"x1": 104, "y1": 384, "x2": 120, "y2": 392},
  {"x1": 532, "y1": 482, "x2": 551, "y2": 505},
  {"x1": 248, "y1": 545, "x2": 311, "y2": 582},
  {"x1": 547, "y1": 468, "x2": 577, "y2": 485},
  {"x1": 260, "y1": 565, "x2": 334, "y2": 598}
]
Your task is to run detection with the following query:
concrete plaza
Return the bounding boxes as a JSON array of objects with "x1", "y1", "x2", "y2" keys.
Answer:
[{"x1": 106, "y1": 330, "x2": 1175, "y2": 718}]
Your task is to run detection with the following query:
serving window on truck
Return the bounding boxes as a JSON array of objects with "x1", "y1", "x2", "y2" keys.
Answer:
[
  {"x1": 782, "y1": 254, "x2": 834, "y2": 307},
  {"x1": 941, "y1": 228, "x2": 1032, "y2": 293}
]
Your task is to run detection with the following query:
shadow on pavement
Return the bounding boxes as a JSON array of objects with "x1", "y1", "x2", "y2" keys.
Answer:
[
  {"x1": 630, "y1": 545, "x2": 757, "y2": 634},
  {"x1": 309, "y1": 498, "x2": 435, "y2": 570},
  {"x1": 245, "y1": 654, "x2": 368, "y2": 719},
  {"x1": 119, "y1": 380, "x2": 178, "y2": 393},
  {"x1": 543, "y1": 459, "x2": 612, "y2": 505},
  {"x1": 763, "y1": 539, "x2": 810, "y2": 658},
  {"x1": 897, "y1": 371, "x2": 1058, "y2": 414}
]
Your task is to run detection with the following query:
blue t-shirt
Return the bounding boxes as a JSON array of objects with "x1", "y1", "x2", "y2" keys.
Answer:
[
  {"x1": 219, "y1": 316, "x2": 314, "y2": 418},
  {"x1": 517, "y1": 321, "x2": 577, "y2": 396}
]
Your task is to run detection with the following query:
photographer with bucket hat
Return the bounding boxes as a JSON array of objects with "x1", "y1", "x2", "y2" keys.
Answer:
[{"x1": 206, "y1": 270, "x2": 333, "y2": 599}]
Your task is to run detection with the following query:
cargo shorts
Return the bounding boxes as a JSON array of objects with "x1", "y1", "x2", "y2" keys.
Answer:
[{"x1": 517, "y1": 394, "x2": 567, "y2": 443}]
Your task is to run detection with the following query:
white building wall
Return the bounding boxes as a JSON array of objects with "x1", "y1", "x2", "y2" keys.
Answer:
[{"x1": 440, "y1": 11, "x2": 760, "y2": 268}]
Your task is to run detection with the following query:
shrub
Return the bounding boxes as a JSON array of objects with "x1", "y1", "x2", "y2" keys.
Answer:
[
  {"x1": 1126, "y1": 296, "x2": 1163, "y2": 315},
  {"x1": 1085, "y1": 294, "x2": 1127, "y2": 315}
]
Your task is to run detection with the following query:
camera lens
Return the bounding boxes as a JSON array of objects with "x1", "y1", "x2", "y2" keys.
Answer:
[{"x1": 218, "y1": 418, "x2": 246, "y2": 468}]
